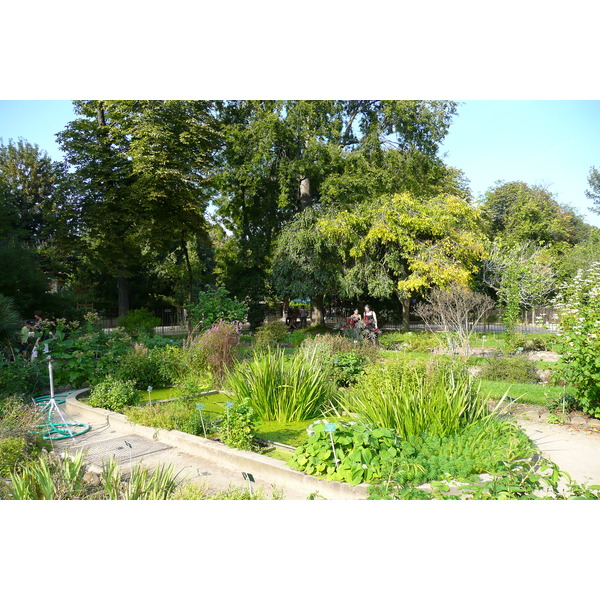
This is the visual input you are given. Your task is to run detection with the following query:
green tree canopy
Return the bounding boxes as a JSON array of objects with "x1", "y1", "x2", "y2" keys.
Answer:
[
  {"x1": 480, "y1": 181, "x2": 586, "y2": 248},
  {"x1": 57, "y1": 100, "x2": 220, "y2": 314},
  {"x1": 271, "y1": 207, "x2": 342, "y2": 324},
  {"x1": 0, "y1": 139, "x2": 77, "y2": 315},
  {"x1": 586, "y1": 166, "x2": 600, "y2": 214},
  {"x1": 214, "y1": 100, "x2": 461, "y2": 310},
  {"x1": 318, "y1": 191, "x2": 486, "y2": 329}
]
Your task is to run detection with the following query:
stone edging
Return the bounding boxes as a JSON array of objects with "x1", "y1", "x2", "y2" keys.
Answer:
[{"x1": 64, "y1": 389, "x2": 369, "y2": 500}]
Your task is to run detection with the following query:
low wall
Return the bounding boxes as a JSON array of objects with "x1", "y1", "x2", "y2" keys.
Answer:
[{"x1": 64, "y1": 390, "x2": 368, "y2": 500}]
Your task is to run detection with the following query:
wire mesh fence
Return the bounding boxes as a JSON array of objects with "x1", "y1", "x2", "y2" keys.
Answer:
[{"x1": 95, "y1": 305, "x2": 559, "y2": 336}]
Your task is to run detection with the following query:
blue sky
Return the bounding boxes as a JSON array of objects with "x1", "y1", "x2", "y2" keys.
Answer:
[
  {"x1": 1, "y1": 99, "x2": 599, "y2": 227},
  {"x1": 440, "y1": 100, "x2": 600, "y2": 226}
]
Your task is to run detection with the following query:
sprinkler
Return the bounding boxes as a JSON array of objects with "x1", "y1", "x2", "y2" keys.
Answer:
[{"x1": 32, "y1": 349, "x2": 90, "y2": 440}]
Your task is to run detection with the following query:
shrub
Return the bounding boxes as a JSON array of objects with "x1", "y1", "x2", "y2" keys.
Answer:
[
  {"x1": 298, "y1": 334, "x2": 376, "y2": 387},
  {"x1": 118, "y1": 308, "x2": 160, "y2": 337},
  {"x1": 414, "y1": 284, "x2": 494, "y2": 356},
  {"x1": 181, "y1": 332, "x2": 209, "y2": 373},
  {"x1": 219, "y1": 398, "x2": 257, "y2": 451},
  {"x1": 341, "y1": 319, "x2": 377, "y2": 345},
  {"x1": 300, "y1": 333, "x2": 378, "y2": 363},
  {"x1": 114, "y1": 344, "x2": 164, "y2": 389},
  {"x1": 332, "y1": 351, "x2": 370, "y2": 387},
  {"x1": 226, "y1": 347, "x2": 338, "y2": 423},
  {"x1": 87, "y1": 376, "x2": 139, "y2": 412},
  {"x1": 554, "y1": 263, "x2": 600, "y2": 417},
  {"x1": 479, "y1": 355, "x2": 538, "y2": 384},
  {"x1": 125, "y1": 400, "x2": 217, "y2": 436},
  {"x1": 252, "y1": 321, "x2": 289, "y2": 351},
  {"x1": 175, "y1": 373, "x2": 214, "y2": 399},
  {"x1": 197, "y1": 320, "x2": 241, "y2": 387},
  {"x1": 47, "y1": 317, "x2": 133, "y2": 388},
  {"x1": 161, "y1": 335, "x2": 214, "y2": 393},
  {"x1": 0, "y1": 356, "x2": 47, "y2": 398},
  {"x1": 156, "y1": 345, "x2": 188, "y2": 385},
  {"x1": 0, "y1": 396, "x2": 43, "y2": 434},
  {"x1": 186, "y1": 287, "x2": 248, "y2": 331},
  {"x1": 0, "y1": 437, "x2": 28, "y2": 476}
]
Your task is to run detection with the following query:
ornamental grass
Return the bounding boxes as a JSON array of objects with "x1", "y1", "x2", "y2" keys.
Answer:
[
  {"x1": 341, "y1": 357, "x2": 493, "y2": 438},
  {"x1": 226, "y1": 347, "x2": 338, "y2": 423}
]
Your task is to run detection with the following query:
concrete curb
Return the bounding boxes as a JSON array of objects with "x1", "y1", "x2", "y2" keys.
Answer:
[{"x1": 64, "y1": 390, "x2": 369, "y2": 500}]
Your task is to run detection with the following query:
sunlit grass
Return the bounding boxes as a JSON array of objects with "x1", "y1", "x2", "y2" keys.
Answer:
[{"x1": 477, "y1": 380, "x2": 575, "y2": 407}]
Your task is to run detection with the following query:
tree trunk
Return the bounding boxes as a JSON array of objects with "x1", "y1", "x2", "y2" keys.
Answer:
[
  {"x1": 182, "y1": 235, "x2": 194, "y2": 304},
  {"x1": 311, "y1": 294, "x2": 325, "y2": 326},
  {"x1": 401, "y1": 296, "x2": 411, "y2": 331},
  {"x1": 282, "y1": 299, "x2": 289, "y2": 321},
  {"x1": 300, "y1": 176, "x2": 311, "y2": 209},
  {"x1": 117, "y1": 276, "x2": 129, "y2": 318},
  {"x1": 97, "y1": 101, "x2": 107, "y2": 127}
]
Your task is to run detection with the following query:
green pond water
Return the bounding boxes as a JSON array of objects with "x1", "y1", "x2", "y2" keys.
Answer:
[{"x1": 134, "y1": 388, "x2": 332, "y2": 448}]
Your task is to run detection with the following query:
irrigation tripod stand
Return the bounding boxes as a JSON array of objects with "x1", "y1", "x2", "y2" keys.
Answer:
[{"x1": 32, "y1": 351, "x2": 90, "y2": 441}]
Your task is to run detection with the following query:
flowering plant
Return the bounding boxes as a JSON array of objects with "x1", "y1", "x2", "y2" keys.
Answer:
[
  {"x1": 553, "y1": 263, "x2": 600, "y2": 417},
  {"x1": 341, "y1": 319, "x2": 377, "y2": 343}
]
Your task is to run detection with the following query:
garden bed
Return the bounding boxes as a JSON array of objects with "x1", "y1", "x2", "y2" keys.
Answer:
[{"x1": 64, "y1": 390, "x2": 369, "y2": 500}]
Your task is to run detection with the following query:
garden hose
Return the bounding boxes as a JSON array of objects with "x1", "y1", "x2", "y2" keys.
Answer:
[
  {"x1": 33, "y1": 393, "x2": 68, "y2": 406},
  {"x1": 32, "y1": 395, "x2": 90, "y2": 440},
  {"x1": 35, "y1": 419, "x2": 91, "y2": 440}
]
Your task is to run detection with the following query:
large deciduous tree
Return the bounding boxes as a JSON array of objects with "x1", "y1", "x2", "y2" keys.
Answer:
[
  {"x1": 0, "y1": 139, "x2": 77, "y2": 315},
  {"x1": 480, "y1": 181, "x2": 585, "y2": 247},
  {"x1": 481, "y1": 241, "x2": 558, "y2": 330},
  {"x1": 318, "y1": 191, "x2": 486, "y2": 330},
  {"x1": 270, "y1": 207, "x2": 341, "y2": 325},
  {"x1": 57, "y1": 100, "x2": 219, "y2": 315},
  {"x1": 214, "y1": 100, "x2": 461, "y2": 312}
]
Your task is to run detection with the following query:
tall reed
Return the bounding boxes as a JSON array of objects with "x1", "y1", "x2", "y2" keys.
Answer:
[
  {"x1": 341, "y1": 358, "x2": 491, "y2": 438},
  {"x1": 226, "y1": 347, "x2": 338, "y2": 422}
]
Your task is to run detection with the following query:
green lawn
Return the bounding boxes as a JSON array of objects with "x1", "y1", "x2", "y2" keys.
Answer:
[{"x1": 477, "y1": 380, "x2": 574, "y2": 406}]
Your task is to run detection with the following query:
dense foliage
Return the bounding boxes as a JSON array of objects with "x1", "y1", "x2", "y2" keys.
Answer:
[
  {"x1": 554, "y1": 262, "x2": 600, "y2": 417},
  {"x1": 341, "y1": 357, "x2": 491, "y2": 438},
  {"x1": 3, "y1": 100, "x2": 600, "y2": 500}
]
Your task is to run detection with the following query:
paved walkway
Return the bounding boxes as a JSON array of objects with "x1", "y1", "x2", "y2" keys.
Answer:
[
  {"x1": 53, "y1": 395, "x2": 367, "y2": 500},
  {"x1": 515, "y1": 418, "x2": 600, "y2": 488},
  {"x1": 51, "y1": 407, "x2": 311, "y2": 499},
  {"x1": 50, "y1": 393, "x2": 600, "y2": 499}
]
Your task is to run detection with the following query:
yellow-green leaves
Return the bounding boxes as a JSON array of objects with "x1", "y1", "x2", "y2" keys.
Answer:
[{"x1": 318, "y1": 191, "x2": 486, "y2": 299}]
